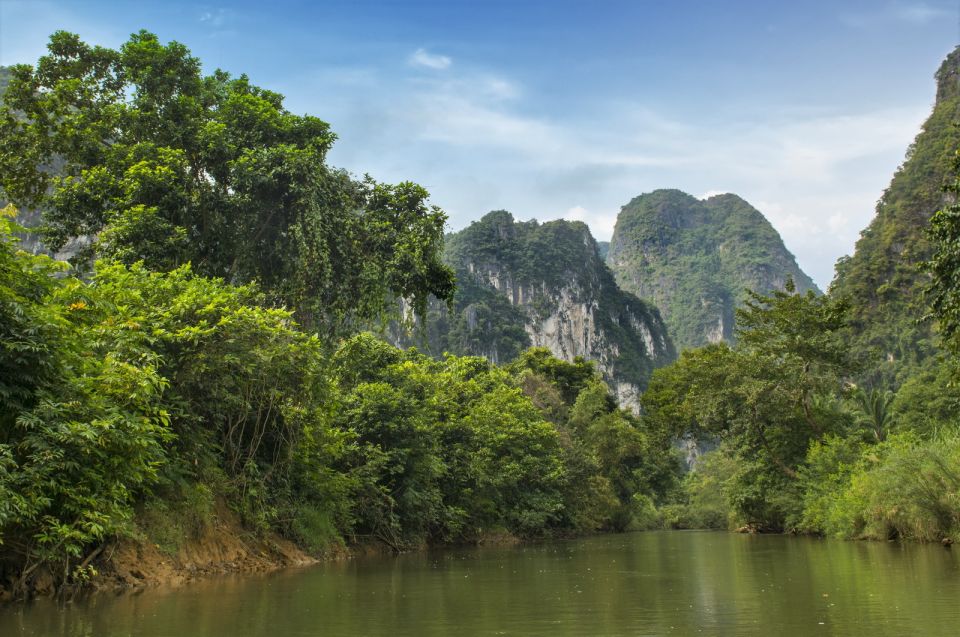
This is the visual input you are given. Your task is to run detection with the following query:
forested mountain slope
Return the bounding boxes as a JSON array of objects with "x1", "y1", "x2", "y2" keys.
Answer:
[
  {"x1": 607, "y1": 189, "x2": 818, "y2": 350},
  {"x1": 830, "y1": 46, "x2": 960, "y2": 378}
]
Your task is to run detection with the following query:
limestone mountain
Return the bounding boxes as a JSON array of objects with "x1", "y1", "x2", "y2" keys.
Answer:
[
  {"x1": 830, "y1": 46, "x2": 960, "y2": 377},
  {"x1": 607, "y1": 189, "x2": 819, "y2": 350},
  {"x1": 397, "y1": 210, "x2": 675, "y2": 407}
]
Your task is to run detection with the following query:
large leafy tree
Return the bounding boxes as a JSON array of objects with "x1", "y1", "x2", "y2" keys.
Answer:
[
  {"x1": 926, "y1": 153, "x2": 960, "y2": 353},
  {"x1": 0, "y1": 30, "x2": 454, "y2": 334},
  {"x1": 642, "y1": 280, "x2": 852, "y2": 528}
]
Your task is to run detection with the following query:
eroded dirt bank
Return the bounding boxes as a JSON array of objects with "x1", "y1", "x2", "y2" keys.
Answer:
[
  {"x1": 2, "y1": 505, "x2": 319, "y2": 601},
  {"x1": 95, "y1": 517, "x2": 318, "y2": 592},
  {"x1": 2, "y1": 503, "x2": 524, "y2": 601}
]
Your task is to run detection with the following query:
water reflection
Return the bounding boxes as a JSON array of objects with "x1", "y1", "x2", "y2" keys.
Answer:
[{"x1": 2, "y1": 531, "x2": 958, "y2": 636}]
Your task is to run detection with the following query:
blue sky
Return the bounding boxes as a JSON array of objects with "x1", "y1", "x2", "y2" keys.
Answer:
[{"x1": 1, "y1": 1, "x2": 957, "y2": 287}]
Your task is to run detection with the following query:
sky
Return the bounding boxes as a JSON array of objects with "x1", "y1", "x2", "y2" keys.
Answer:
[{"x1": 1, "y1": 1, "x2": 958, "y2": 288}]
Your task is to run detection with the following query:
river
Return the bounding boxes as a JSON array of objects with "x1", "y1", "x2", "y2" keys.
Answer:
[{"x1": 2, "y1": 530, "x2": 958, "y2": 636}]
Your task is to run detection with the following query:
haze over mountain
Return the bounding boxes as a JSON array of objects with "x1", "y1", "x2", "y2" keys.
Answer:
[{"x1": 606, "y1": 190, "x2": 819, "y2": 350}]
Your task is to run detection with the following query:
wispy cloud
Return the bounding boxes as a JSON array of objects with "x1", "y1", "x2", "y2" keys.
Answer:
[
  {"x1": 409, "y1": 48, "x2": 452, "y2": 70},
  {"x1": 565, "y1": 205, "x2": 618, "y2": 238},
  {"x1": 699, "y1": 190, "x2": 731, "y2": 200},
  {"x1": 893, "y1": 1, "x2": 951, "y2": 23},
  {"x1": 840, "y1": 2, "x2": 953, "y2": 28},
  {"x1": 197, "y1": 6, "x2": 240, "y2": 38},
  {"x1": 303, "y1": 51, "x2": 927, "y2": 289},
  {"x1": 200, "y1": 8, "x2": 231, "y2": 28}
]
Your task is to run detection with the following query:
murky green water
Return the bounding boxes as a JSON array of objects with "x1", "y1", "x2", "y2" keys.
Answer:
[{"x1": 2, "y1": 530, "x2": 959, "y2": 636}]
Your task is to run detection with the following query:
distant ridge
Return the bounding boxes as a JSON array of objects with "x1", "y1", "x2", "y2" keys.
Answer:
[{"x1": 607, "y1": 189, "x2": 819, "y2": 350}]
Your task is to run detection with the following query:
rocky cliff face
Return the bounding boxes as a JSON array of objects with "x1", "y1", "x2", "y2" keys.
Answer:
[
  {"x1": 607, "y1": 189, "x2": 819, "y2": 350},
  {"x1": 397, "y1": 210, "x2": 675, "y2": 407}
]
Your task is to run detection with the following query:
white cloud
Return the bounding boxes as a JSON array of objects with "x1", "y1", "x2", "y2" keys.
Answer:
[
  {"x1": 828, "y1": 211, "x2": 851, "y2": 234},
  {"x1": 564, "y1": 206, "x2": 618, "y2": 238},
  {"x1": 699, "y1": 190, "x2": 730, "y2": 200},
  {"x1": 199, "y1": 8, "x2": 231, "y2": 28},
  {"x1": 482, "y1": 76, "x2": 520, "y2": 100},
  {"x1": 308, "y1": 53, "x2": 926, "y2": 289},
  {"x1": 840, "y1": 2, "x2": 953, "y2": 28},
  {"x1": 409, "y1": 48, "x2": 452, "y2": 70},
  {"x1": 893, "y1": 1, "x2": 951, "y2": 23},
  {"x1": 413, "y1": 92, "x2": 560, "y2": 153}
]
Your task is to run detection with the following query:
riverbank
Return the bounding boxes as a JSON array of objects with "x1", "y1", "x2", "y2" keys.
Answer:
[
  {"x1": 93, "y1": 526, "x2": 526, "y2": 596},
  {"x1": 0, "y1": 504, "x2": 319, "y2": 601},
  {"x1": 1, "y1": 501, "x2": 531, "y2": 601},
  {"x1": 4, "y1": 531, "x2": 959, "y2": 637}
]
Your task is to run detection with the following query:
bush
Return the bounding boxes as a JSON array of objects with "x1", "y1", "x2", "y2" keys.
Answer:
[
  {"x1": 663, "y1": 448, "x2": 738, "y2": 530},
  {"x1": 286, "y1": 503, "x2": 344, "y2": 555},
  {"x1": 799, "y1": 430, "x2": 960, "y2": 541},
  {"x1": 137, "y1": 482, "x2": 216, "y2": 556}
]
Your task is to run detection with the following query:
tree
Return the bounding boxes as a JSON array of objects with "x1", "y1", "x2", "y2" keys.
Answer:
[
  {"x1": 642, "y1": 281, "x2": 853, "y2": 529},
  {"x1": 0, "y1": 211, "x2": 171, "y2": 592},
  {"x1": 0, "y1": 30, "x2": 454, "y2": 334},
  {"x1": 0, "y1": 205, "x2": 65, "y2": 425},
  {"x1": 926, "y1": 152, "x2": 960, "y2": 353},
  {"x1": 852, "y1": 387, "x2": 895, "y2": 442}
]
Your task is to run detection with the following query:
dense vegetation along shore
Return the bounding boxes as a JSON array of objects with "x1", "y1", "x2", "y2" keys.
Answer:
[
  {"x1": 1, "y1": 32, "x2": 959, "y2": 600},
  {"x1": 0, "y1": 32, "x2": 677, "y2": 599},
  {"x1": 649, "y1": 46, "x2": 960, "y2": 536}
]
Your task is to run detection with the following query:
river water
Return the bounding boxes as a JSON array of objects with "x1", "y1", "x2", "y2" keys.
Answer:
[{"x1": 2, "y1": 530, "x2": 958, "y2": 636}]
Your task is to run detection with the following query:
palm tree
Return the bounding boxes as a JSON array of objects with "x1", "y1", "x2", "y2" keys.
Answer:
[{"x1": 853, "y1": 387, "x2": 896, "y2": 442}]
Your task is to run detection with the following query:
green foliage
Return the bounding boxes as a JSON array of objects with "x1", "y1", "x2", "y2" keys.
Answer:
[
  {"x1": 831, "y1": 47, "x2": 960, "y2": 379},
  {"x1": 890, "y1": 356, "x2": 960, "y2": 435},
  {"x1": 510, "y1": 348, "x2": 596, "y2": 404},
  {"x1": 643, "y1": 283, "x2": 853, "y2": 530},
  {"x1": 0, "y1": 31, "x2": 454, "y2": 334},
  {"x1": 512, "y1": 352, "x2": 683, "y2": 530},
  {"x1": 925, "y1": 151, "x2": 960, "y2": 354},
  {"x1": 325, "y1": 335, "x2": 680, "y2": 544},
  {"x1": 762, "y1": 47, "x2": 960, "y2": 542},
  {"x1": 0, "y1": 209, "x2": 342, "y2": 590},
  {"x1": 286, "y1": 503, "x2": 343, "y2": 555},
  {"x1": 662, "y1": 447, "x2": 739, "y2": 530},
  {"x1": 0, "y1": 210, "x2": 173, "y2": 588},
  {"x1": 136, "y1": 481, "x2": 216, "y2": 557},
  {"x1": 318, "y1": 334, "x2": 681, "y2": 548},
  {"x1": 9, "y1": 356, "x2": 171, "y2": 566},
  {"x1": 460, "y1": 385, "x2": 566, "y2": 535},
  {"x1": 0, "y1": 205, "x2": 65, "y2": 423},
  {"x1": 799, "y1": 431, "x2": 960, "y2": 541},
  {"x1": 4, "y1": 223, "x2": 677, "y2": 589},
  {"x1": 796, "y1": 435, "x2": 867, "y2": 535},
  {"x1": 647, "y1": 209, "x2": 960, "y2": 539},
  {"x1": 608, "y1": 189, "x2": 819, "y2": 350},
  {"x1": 851, "y1": 386, "x2": 895, "y2": 442}
]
